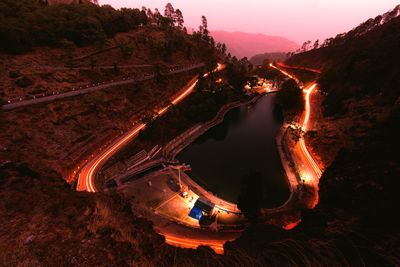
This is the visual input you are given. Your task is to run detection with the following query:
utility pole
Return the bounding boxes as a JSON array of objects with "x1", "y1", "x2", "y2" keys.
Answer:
[
  {"x1": 170, "y1": 164, "x2": 190, "y2": 190},
  {"x1": 177, "y1": 166, "x2": 182, "y2": 189}
]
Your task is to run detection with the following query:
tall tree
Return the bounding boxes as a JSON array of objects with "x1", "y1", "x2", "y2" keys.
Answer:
[
  {"x1": 301, "y1": 40, "x2": 312, "y2": 52},
  {"x1": 146, "y1": 8, "x2": 154, "y2": 22},
  {"x1": 200, "y1": 15, "x2": 209, "y2": 38},
  {"x1": 313, "y1": 39, "x2": 319, "y2": 50},
  {"x1": 174, "y1": 9, "x2": 184, "y2": 29},
  {"x1": 237, "y1": 172, "x2": 264, "y2": 223},
  {"x1": 153, "y1": 8, "x2": 162, "y2": 25},
  {"x1": 221, "y1": 43, "x2": 227, "y2": 55},
  {"x1": 164, "y1": 3, "x2": 175, "y2": 22}
]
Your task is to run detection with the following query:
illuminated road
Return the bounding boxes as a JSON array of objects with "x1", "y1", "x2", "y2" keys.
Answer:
[
  {"x1": 276, "y1": 62, "x2": 322, "y2": 74},
  {"x1": 271, "y1": 63, "x2": 322, "y2": 208},
  {"x1": 74, "y1": 62, "x2": 321, "y2": 253},
  {"x1": 76, "y1": 63, "x2": 224, "y2": 193},
  {"x1": 164, "y1": 234, "x2": 225, "y2": 254},
  {"x1": 270, "y1": 63, "x2": 299, "y2": 83},
  {"x1": 73, "y1": 63, "x2": 233, "y2": 254}
]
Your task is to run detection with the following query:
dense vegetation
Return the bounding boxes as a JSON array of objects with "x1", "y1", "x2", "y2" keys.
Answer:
[
  {"x1": 251, "y1": 61, "x2": 287, "y2": 80},
  {"x1": 227, "y1": 110, "x2": 400, "y2": 266},
  {"x1": 237, "y1": 172, "x2": 263, "y2": 223},
  {"x1": 0, "y1": 0, "x2": 146, "y2": 53},
  {"x1": 138, "y1": 66, "x2": 248, "y2": 144},
  {"x1": 320, "y1": 16, "x2": 400, "y2": 116},
  {"x1": 275, "y1": 78, "x2": 304, "y2": 113},
  {"x1": 0, "y1": 0, "x2": 221, "y2": 61},
  {"x1": 249, "y1": 52, "x2": 287, "y2": 65},
  {"x1": 286, "y1": 12, "x2": 400, "y2": 116}
]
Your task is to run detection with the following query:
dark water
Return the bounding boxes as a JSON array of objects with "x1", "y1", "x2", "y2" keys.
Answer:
[{"x1": 177, "y1": 95, "x2": 290, "y2": 208}]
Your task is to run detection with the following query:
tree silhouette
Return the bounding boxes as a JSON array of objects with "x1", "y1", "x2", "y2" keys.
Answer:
[
  {"x1": 313, "y1": 39, "x2": 319, "y2": 50},
  {"x1": 175, "y1": 9, "x2": 184, "y2": 29},
  {"x1": 199, "y1": 15, "x2": 209, "y2": 39},
  {"x1": 164, "y1": 3, "x2": 175, "y2": 23},
  {"x1": 276, "y1": 79, "x2": 304, "y2": 112},
  {"x1": 237, "y1": 172, "x2": 264, "y2": 223}
]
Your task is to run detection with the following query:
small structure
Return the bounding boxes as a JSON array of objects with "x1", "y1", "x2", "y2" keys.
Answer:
[
  {"x1": 188, "y1": 206, "x2": 203, "y2": 220},
  {"x1": 188, "y1": 197, "x2": 215, "y2": 221}
]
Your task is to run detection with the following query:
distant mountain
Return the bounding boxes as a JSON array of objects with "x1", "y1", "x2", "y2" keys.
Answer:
[
  {"x1": 210, "y1": 31, "x2": 298, "y2": 59},
  {"x1": 249, "y1": 52, "x2": 288, "y2": 65}
]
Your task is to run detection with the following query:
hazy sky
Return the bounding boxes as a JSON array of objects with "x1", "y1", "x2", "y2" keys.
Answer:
[{"x1": 100, "y1": 0, "x2": 399, "y2": 43}]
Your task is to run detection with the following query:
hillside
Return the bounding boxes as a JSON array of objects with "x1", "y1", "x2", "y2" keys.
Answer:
[
  {"x1": 211, "y1": 31, "x2": 298, "y2": 59},
  {"x1": 1, "y1": 92, "x2": 398, "y2": 266},
  {"x1": 1, "y1": 1, "x2": 399, "y2": 266},
  {"x1": 0, "y1": 2, "x2": 219, "y2": 180},
  {"x1": 226, "y1": 109, "x2": 400, "y2": 265},
  {"x1": 283, "y1": 5, "x2": 400, "y2": 167},
  {"x1": 249, "y1": 52, "x2": 287, "y2": 65}
]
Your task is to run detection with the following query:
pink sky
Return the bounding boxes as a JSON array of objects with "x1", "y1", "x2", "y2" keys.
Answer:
[{"x1": 100, "y1": 0, "x2": 399, "y2": 43}]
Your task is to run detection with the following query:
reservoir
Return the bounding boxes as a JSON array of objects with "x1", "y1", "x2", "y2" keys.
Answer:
[{"x1": 177, "y1": 95, "x2": 290, "y2": 208}]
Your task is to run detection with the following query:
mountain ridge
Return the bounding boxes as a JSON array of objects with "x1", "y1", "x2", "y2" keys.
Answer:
[{"x1": 210, "y1": 30, "x2": 298, "y2": 59}]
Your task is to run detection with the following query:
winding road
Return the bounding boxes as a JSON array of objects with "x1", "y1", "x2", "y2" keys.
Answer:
[
  {"x1": 76, "y1": 63, "x2": 224, "y2": 192},
  {"x1": 74, "y1": 62, "x2": 322, "y2": 253},
  {"x1": 74, "y1": 63, "x2": 232, "y2": 253},
  {"x1": 271, "y1": 63, "x2": 322, "y2": 208}
]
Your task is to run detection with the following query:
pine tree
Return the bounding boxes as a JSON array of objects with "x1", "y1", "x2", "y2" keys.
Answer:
[
  {"x1": 200, "y1": 15, "x2": 209, "y2": 38},
  {"x1": 175, "y1": 9, "x2": 184, "y2": 29},
  {"x1": 164, "y1": 3, "x2": 175, "y2": 23}
]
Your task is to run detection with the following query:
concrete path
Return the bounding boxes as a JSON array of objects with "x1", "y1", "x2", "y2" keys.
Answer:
[{"x1": 3, "y1": 63, "x2": 205, "y2": 111}]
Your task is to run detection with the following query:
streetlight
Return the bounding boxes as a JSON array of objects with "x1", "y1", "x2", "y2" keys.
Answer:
[{"x1": 170, "y1": 164, "x2": 190, "y2": 190}]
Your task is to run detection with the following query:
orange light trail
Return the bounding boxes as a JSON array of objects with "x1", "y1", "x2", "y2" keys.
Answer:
[
  {"x1": 299, "y1": 84, "x2": 322, "y2": 178},
  {"x1": 276, "y1": 62, "x2": 322, "y2": 74},
  {"x1": 164, "y1": 235, "x2": 225, "y2": 254},
  {"x1": 79, "y1": 123, "x2": 146, "y2": 192},
  {"x1": 269, "y1": 63, "x2": 299, "y2": 83},
  {"x1": 271, "y1": 63, "x2": 323, "y2": 210},
  {"x1": 283, "y1": 218, "x2": 302, "y2": 230},
  {"x1": 73, "y1": 63, "x2": 235, "y2": 253},
  {"x1": 76, "y1": 63, "x2": 224, "y2": 193}
]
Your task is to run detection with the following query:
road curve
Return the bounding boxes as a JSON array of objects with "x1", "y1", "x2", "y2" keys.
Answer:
[
  {"x1": 74, "y1": 63, "x2": 232, "y2": 253},
  {"x1": 271, "y1": 63, "x2": 322, "y2": 208},
  {"x1": 75, "y1": 62, "x2": 321, "y2": 253},
  {"x1": 164, "y1": 235, "x2": 225, "y2": 254},
  {"x1": 75, "y1": 63, "x2": 224, "y2": 193}
]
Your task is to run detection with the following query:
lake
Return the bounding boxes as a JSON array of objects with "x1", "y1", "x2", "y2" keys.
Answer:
[{"x1": 177, "y1": 95, "x2": 289, "y2": 208}]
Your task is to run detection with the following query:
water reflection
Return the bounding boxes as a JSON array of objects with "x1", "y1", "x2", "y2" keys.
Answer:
[{"x1": 178, "y1": 95, "x2": 289, "y2": 208}]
